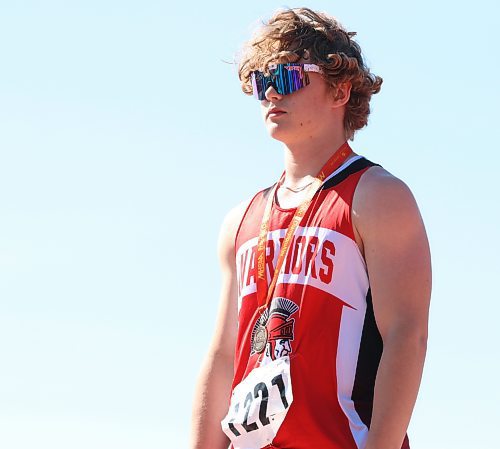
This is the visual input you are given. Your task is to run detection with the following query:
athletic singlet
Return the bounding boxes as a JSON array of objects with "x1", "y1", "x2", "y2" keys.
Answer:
[{"x1": 222, "y1": 156, "x2": 410, "y2": 449}]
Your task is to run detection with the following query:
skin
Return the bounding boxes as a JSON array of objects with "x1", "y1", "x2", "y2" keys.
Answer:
[
  {"x1": 190, "y1": 202, "x2": 243, "y2": 449},
  {"x1": 191, "y1": 61, "x2": 431, "y2": 449}
]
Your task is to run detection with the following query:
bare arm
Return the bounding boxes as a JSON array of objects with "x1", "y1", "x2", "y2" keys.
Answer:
[
  {"x1": 353, "y1": 167, "x2": 432, "y2": 449},
  {"x1": 190, "y1": 202, "x2": 248, "y2": 449}
]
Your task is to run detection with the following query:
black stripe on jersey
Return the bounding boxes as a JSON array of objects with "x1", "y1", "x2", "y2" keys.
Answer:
[
  {"x1": 351, "y1": 288, "x2": 383, "y2": 428},
  {"x1": 321, "y1": 158, "x2": 379, "y2": 190}
]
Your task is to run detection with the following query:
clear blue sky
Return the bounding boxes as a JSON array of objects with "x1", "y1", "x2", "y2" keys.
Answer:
[{"x1": 0, "y1": 1, "x2": 499, "y2": 448}]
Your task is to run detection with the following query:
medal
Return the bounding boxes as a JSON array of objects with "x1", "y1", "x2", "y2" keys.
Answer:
[
  {"x1": 253, "y1": 324, "x2": 268, "y2": 353},
  {"x1": 251, "y1": 309, "x2": 270, "y2": 355},
  {"x1": 252, "y1": 142, "x2": 353, "y2": 360}
]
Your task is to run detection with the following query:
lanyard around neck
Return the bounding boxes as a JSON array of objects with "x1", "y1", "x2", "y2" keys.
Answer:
[{"x1": 255, "y1": 142, "x2": 353, "y2": 312}]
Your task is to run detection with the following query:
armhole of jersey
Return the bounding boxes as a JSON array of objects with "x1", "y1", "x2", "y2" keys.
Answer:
[
  {"x1": 322, "y1": 157, "x2": 381, "y2": 244},
  {"x1": 234, "y1": 185, "x2": 275, "y2": 252},
  {"x1": 349, "y1": 165, "x2": 377, "y2": 247}
]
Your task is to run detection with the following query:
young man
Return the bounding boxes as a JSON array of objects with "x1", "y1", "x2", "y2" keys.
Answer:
[{"x1": 191, "y1": 7, "x2": 431, "y2": 449}]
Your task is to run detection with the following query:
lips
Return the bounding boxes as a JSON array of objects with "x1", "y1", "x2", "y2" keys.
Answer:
[{"x1": 267, "y1": 107, "x2": 286, "y2": 118}]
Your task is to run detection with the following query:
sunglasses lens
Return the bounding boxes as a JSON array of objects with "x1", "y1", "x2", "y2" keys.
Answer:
[
  {"x1": 251, "y1": 64, "x2": 310, "y2": 100},
  {"x1": 274, "y1": 64, "x2": 309, "y2": 96},
  {"x1": 251, "y1": 71, "x2": 268, "y2": 100}
]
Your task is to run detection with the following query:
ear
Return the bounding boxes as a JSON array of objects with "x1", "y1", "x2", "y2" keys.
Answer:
[{"x1": 331, "y1": 82, "x2": 352, "y2": 108}]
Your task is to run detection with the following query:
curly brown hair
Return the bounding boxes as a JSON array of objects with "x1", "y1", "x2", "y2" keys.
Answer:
[{"x1": 238, "y1": 7, "x2": 383, "y2": 139}]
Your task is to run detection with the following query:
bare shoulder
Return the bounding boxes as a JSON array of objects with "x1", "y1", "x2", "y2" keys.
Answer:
[
  {"x1": 355, "y1": 166, "x2": 419, "y2": 213},
  {"x1": 352, "y1": 166, "x2": 425, "y2": 242},
  {"x1": 217, "y1": 198, "x2": 253, "y2": 266}
]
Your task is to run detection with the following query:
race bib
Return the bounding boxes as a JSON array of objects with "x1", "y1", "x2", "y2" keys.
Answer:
[{"x1": 221, "y1": 357, "x2": 293, "y2": 449}]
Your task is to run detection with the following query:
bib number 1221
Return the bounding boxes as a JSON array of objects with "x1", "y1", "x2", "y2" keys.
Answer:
[{"x1": 221, "y1": 357, "x2": 293, "y2": 448}]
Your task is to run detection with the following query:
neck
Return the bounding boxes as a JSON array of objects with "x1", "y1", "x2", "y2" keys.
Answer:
[{"x1": 282, "y1": 134, "x2": 350, "y2": 186}]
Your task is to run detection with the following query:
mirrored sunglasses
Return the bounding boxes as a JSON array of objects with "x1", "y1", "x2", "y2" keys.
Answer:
[{"x1": 250, "y1": 63, "x2": 322, "y2": 100}]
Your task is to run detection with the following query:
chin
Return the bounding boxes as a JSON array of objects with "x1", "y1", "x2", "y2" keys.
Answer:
[{"x1": 266, "y1": 123, "x2": 294, "y2": 143}]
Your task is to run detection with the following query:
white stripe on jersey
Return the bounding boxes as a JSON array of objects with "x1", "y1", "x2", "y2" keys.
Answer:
[
  {"x1": 336, "y1": 302, "x2": 370, "y2": 449},
  {"x1": 321, "y1": 155, "x2": 364, "y2": 186},
  {"x1": 236, "y1": 226, "x2": 368, "y2": 312}
]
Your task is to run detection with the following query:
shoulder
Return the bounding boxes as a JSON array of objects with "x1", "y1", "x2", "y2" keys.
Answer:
[
  {"x1": 353, "y1": 165, "x2": 426, "y2": 249},
  {"x1": 217, "y1": 198, "x2": 253, "y2": 266},
  {"x1": 354, "y1": 165, "x2": 421, "y2": 224},
  {"x1": 356, "y1": 165, "x2": 416, "y2": 206},
  {"x1": 218, "y1": 182, "x2": 277, "y2": 264}
]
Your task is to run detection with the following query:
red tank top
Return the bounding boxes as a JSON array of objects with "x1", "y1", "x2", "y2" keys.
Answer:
[{"x1": 224, "y1": 156, "x2": 410, "y2": 449}]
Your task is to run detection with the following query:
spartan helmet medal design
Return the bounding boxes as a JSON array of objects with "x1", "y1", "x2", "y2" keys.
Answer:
[{"x1": 251, "y1": 297, "x2": 299, "y2": 359}]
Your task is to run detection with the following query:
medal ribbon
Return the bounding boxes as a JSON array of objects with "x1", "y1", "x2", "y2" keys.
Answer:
[{"x1": 255, "y1": 142, "x2": 353, "y2": 312}]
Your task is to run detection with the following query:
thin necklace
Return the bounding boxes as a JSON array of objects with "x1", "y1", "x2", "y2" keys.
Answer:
[{"x1": 282, "y1": 180, "x2": 315, "y2": 193}]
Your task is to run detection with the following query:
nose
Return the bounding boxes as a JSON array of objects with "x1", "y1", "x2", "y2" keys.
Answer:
[{"x1": 264, "y1": 83, "x2": 283, "y2": 102}]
